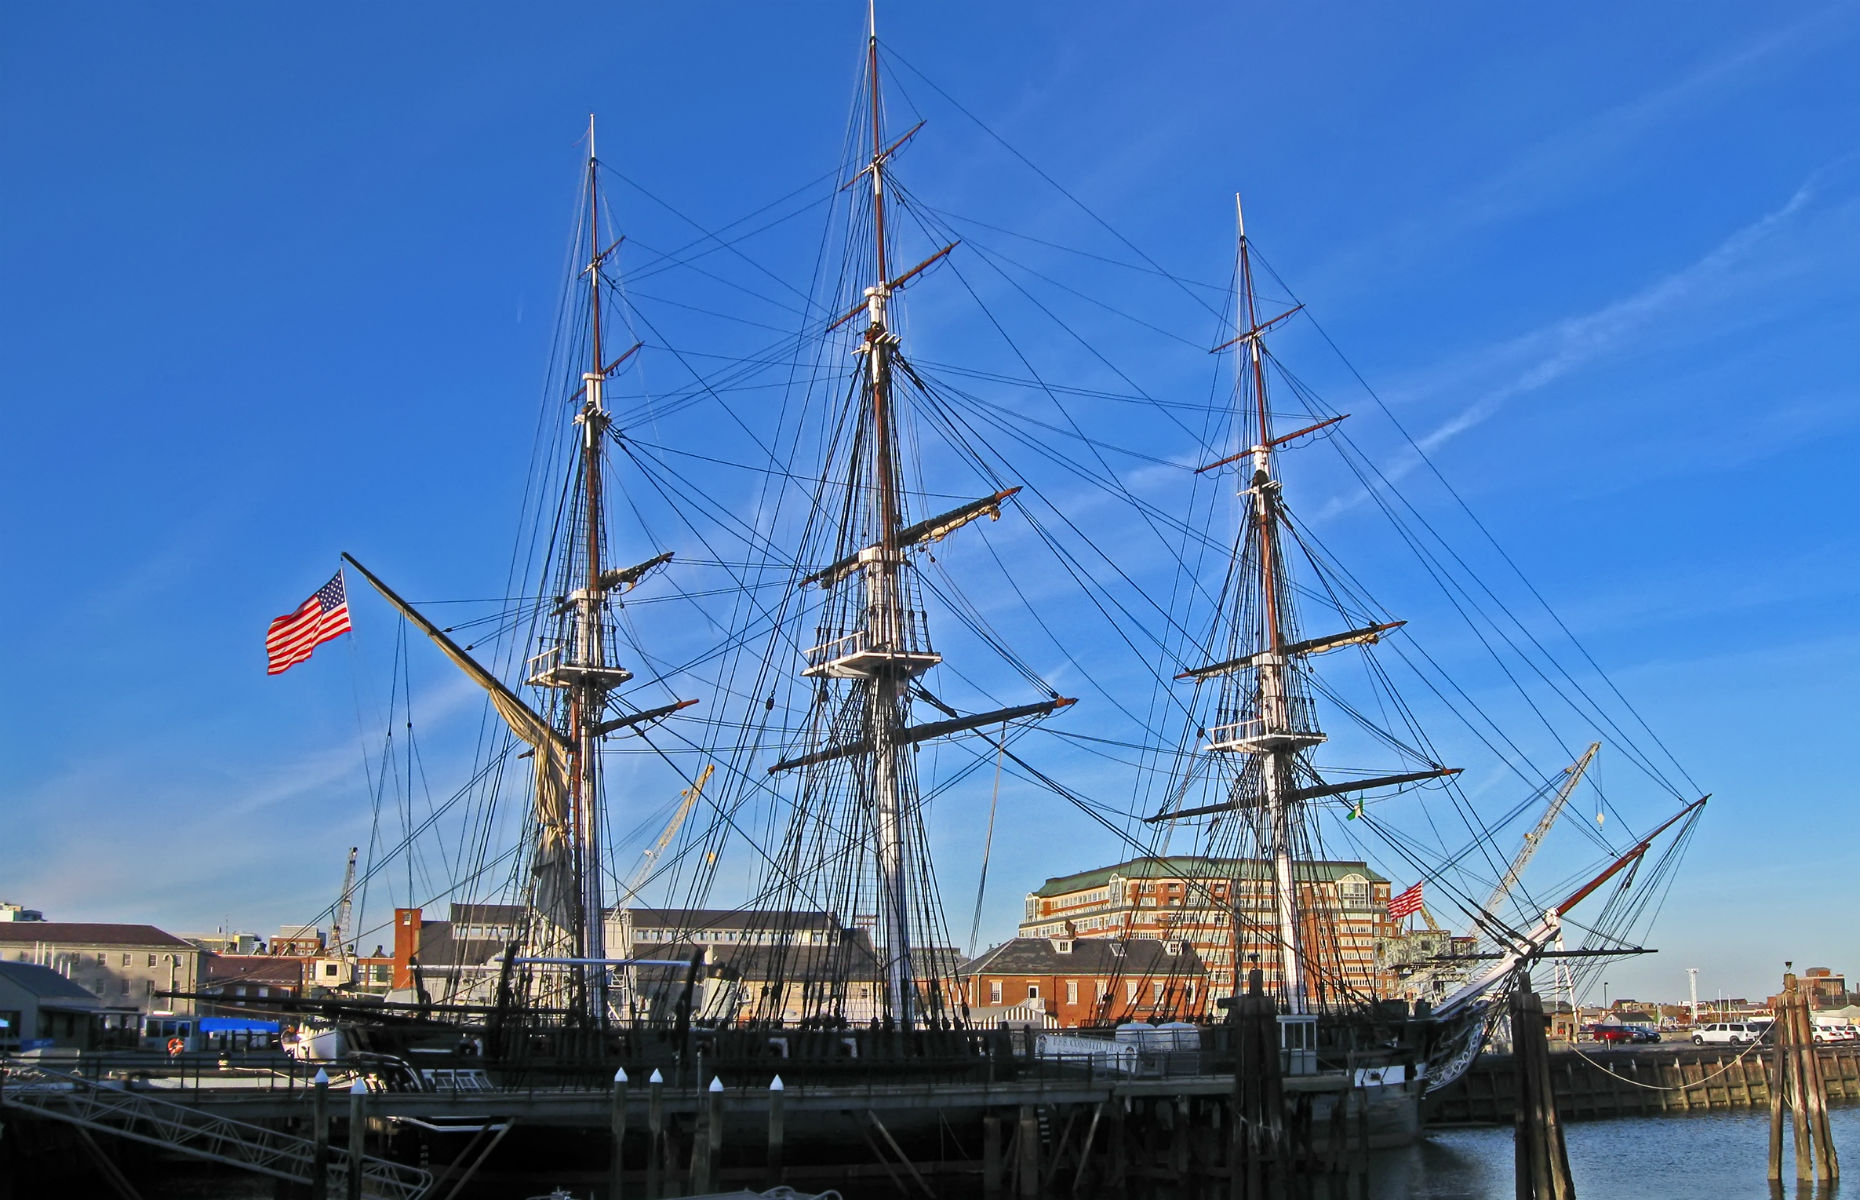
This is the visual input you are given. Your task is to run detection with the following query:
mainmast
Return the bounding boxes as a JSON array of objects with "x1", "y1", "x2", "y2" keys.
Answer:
[
  {"x1": 859, "y1": 10, "x2": 919, "y2": 1028},
  {"x1": 778, "y1": 11, "x2": 1073, "y2": 1031}
]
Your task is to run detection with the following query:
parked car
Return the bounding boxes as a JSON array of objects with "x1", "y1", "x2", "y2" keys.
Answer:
[
  {"x1": 1812, "y1": 1024, "x2": 1857, "y2": 1043},
  {"x1": 1586, "y1": 1023, "x2": 1659, "y2": 1044},
  {"x1": 1691, "y1": 1021, "x2": 1764, "y2": 1045}
]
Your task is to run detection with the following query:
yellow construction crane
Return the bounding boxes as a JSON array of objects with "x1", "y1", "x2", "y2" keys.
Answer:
[{"x1": 616, "y1": 764, "x2": 712, "y2": 909}]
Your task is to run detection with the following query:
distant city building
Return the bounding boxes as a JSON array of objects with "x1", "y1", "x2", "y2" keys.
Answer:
[
  {"x1": 0, "y1": 902, "x2": 47, "y2": 923},
  {"x1": 0, "y1": 923, "x2": 200, "y2": 1017},
  {"x1": 1021, "y1": 856, "x2": 1390, "y2": 1001},
  {"x1": 1375, "y1": 920, "x2": 1480, "y2": 1008},
  {"x1": 198, "y1": 953, "x2": 307, "y2": 1015},
  {"x1": 0, "y1": 961, "x2": 139, "y2": 1052},
  {"x1": 270, "y1": 925, "x2": 328, "y2": 958},
  {"x1": 183, "y1": 931, "x2": 266, "y2": 956},
  {"x1": 1767, "y1": 967, "x2": 1851, "y2": 1012},
  {"x1": 957, "y1": 936, "x2": 1208, "y2": 1027}
]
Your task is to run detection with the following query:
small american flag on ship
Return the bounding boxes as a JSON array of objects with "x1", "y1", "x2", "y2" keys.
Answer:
[
  {"x1": 266, "y1": 571, "x2": 352, "y2": 675},
  {"x1": 1387, "y1": 881, "x2": 1424, "y2": 921}
]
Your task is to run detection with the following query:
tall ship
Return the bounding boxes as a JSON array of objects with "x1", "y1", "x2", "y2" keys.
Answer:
[{"x1": 263, "y1": 11, "x2": 1705, "y2": 1173}]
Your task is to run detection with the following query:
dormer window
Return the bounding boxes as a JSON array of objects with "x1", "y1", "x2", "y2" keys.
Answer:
[{"x1": 1051, "y1": 938, "x2": 1073, "y2": 954}]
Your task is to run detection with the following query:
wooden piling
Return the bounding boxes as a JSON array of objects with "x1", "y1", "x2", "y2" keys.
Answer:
[
  {"x1": 609, "y1": 1068, "x2": 628, "y2": 1200},
  {"x1": 346, "y1": 1079, "x2": 366, "y2": 1200},
  {"x1": 1228, "y1": 967, "x2": 1283, "y2": 1200},
  {"x1": 646, "y1": 1068, "x2": 664, "y2": 1200},
  {"x1": 982, "y1": 1114, "x2": 1004, "y2": 1200},
  {"x1": 766, "y1": 1074, "x2": 785, "y2": 1186},
  {"x1": 310, "y1": 1069, "x2": 330, "y2": 1200},
  {"x1": 1768, "y1": 973, "x2": 1841, "y2": 1185},
  {"x1": 1017, "y1": 1104, "x2": 1041, "y2": 1200},
  {"x1": 696, "y1": 1076, "x2": 723, "y2": 1192},
  {"x1": 1510, "y1": 985, "x2": 1574, "y2": 1200}
]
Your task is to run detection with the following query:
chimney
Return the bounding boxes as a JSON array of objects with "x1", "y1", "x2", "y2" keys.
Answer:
[{"x1": 392, "y1": 907, "x2": 423, "y2": 990}]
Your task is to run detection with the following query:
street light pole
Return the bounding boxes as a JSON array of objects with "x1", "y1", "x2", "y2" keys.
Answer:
[{"x1": 1687, "y1": 967, "x2": 1698, "y2": 1026}]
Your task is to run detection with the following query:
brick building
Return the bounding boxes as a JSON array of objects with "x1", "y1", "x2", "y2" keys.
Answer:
[
  {"x1": 958, "y1": 936, "x2": 1208, "y2": 1027},
  {"x1": 1021, "y1": 856, "x2": 1391, "y2": 1002}
]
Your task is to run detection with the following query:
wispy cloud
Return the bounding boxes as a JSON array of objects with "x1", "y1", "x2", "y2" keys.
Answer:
[
  {"x1": 1316, "y1": 174, "x2": 1849, "y2": 515},
  {"x1": 1309, "y1": 6, "x2": 1858, "y2": 287}
]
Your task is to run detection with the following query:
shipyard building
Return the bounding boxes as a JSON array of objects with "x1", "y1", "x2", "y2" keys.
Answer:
[{"x1": 1020, "y1": 856, "x2": 1391, "y2": 1002}]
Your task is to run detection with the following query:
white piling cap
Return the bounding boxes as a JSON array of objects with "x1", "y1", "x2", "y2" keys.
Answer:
[
  {"x1": 708, "y1": 1076, "x2": 724, "y2": 1093},
  {"x1": 770, "y1": 1074, "x2": 785, "y2": 1092},
  {"x1": 615, "y1": 1067, "x2": 629, "y2": 1084},
  {"x1": 313, "y1": 1068, "x2": 330, "y2": 1085},
  {"x1": 350, "y1": 1079, "x2": 368, "y2": 1094},
  {"x1": 649, "y1": 1068, "x2": 664, "y2": 1084}
]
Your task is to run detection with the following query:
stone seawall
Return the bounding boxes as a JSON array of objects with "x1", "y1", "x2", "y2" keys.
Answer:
[{"x1": 1426, "y1": 1043, "x2": 1860, "y2": 1125}]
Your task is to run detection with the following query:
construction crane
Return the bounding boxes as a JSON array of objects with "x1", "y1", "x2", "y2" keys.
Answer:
[
  {"x1": 311, "y1": 846, "x2": 361, "y2": 991},
  {"x1": 617, "y1": 764, "x2": 712, "y2": 908},
  {"x1": 1469, "y1": 742, "x2": 1600, "y2": 938},
  {"x1": 330, "y1": 846, "x2": 358, "y2": 961},
  {"x1": 614, "y1": 766, "x2": 712, "y2": 1021}
]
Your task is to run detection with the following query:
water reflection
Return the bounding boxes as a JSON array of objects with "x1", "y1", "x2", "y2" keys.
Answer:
[
  {"x1": 137, "y1": 1102, "x2": 1855, "y2": 1199},
  {"x1": 1371, "y1": 1106, "x2": 1855, "y2": 1200}
]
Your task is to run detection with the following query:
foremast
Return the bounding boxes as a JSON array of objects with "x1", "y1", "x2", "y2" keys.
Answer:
[
  {"x1": 571, "y1": 119, "x2": 615, "y2": 1024},
  {"x1": 524, "y1": 119, "x2": 658, "y2": 1028}
]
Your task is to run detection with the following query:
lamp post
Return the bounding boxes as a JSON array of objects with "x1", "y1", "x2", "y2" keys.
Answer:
[
  {"x1": 1687, "y1": 967, "x2": 1698, "y2": 1026},
  {"x1": 1603, "y1": 980, "x2": 1610, "y2": 1012}
]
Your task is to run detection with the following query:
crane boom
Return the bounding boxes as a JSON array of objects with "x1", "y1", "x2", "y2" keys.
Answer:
[
  {"x1": 331, "y1": 845, "x2": 358, "y2": 963},
  {"x1": 1471, "y1": 743, "x2": 1599, "y2": 937},
  {"x1": 618, "y1": 765, "x2": 713, "y2": 907}
]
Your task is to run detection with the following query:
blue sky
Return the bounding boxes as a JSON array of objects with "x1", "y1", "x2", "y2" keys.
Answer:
[{"x1": 2, "y1": 3, "x2": 1854, "y2": 1008}]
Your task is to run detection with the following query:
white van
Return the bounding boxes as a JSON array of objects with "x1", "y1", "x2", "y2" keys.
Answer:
[{"x1": 1691, "y1": 1021, "x2": 1763, "y2": 1045}]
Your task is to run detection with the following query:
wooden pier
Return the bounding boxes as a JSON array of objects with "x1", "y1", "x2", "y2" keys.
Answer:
[
  {"x1": 1427, "y1": 1042, "x2": 1860, "y2": 1125},
  {"x1": 1, "y1": 1051, "x2": 1394, "y2": 1199}
]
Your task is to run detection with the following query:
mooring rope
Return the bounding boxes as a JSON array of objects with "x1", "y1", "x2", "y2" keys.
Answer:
[{"x1": 1563, "y1": 1035, "x2": 1774, "y2": 1091}]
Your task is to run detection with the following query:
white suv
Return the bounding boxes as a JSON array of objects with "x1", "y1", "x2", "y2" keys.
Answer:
[{"x1": 1691, "y1": 1021, "x2": 1763, "y2": 1045}]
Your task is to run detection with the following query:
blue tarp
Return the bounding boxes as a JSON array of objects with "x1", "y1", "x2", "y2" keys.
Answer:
[{"x1": 198, "y1": 1017, "x2": 280, "y2": 1033}]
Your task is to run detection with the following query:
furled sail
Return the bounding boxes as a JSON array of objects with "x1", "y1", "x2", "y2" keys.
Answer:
[{"x1": 340, "y1": 554, "x2": 577, "y2": 935}]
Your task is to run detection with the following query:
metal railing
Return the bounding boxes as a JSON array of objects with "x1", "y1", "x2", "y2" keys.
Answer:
[{"x1": 0, "y1": 1063, "x2": 431, "y2": 1200}]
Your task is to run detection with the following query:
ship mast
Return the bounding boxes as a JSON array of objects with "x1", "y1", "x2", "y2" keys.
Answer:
[
  {"x1": 775, "y1": 10, "x2": 1073, "y2": 1030},
  {"x1": 572, "y1": 116, "x2": 614, "y2": 1024},
  {"x1": 1235, "y1": 196, "x2": 1308, "y2": 1015},
  {"x1": 861, "y1": 7, "x2": 917, "y2": 1028}
]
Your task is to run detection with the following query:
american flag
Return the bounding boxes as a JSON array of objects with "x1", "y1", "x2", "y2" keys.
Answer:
[
  {"x1": 266, "y1": 572, "x2": 352, "y2": 675},
  {"x1": 1387, "y1": 881, "x2": 1425, "y2": 921}
]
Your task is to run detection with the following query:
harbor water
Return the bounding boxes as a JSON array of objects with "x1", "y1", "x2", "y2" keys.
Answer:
[
  {"x1": 1371, "y1": 1105, "x2": 1858, "y2": 1200},
  {"x1": 133, "y1": 1102, "x2": 1858, "y2": 1199}
]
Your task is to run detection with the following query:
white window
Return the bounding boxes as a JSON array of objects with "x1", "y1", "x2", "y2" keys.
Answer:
[
  {"x1": 989, "y1": 981, "x2": 1003, "y2": 1005},
  {"x1": 1066, "y1": 980, "x2": 1078, "y2": 1004},
  {"x1": 1027, "y1": 983, "x2": 1040, "y2": 1000},
  {"x1": 1126, "y1": 980, "x2": 1139, "y2": 1002},
  {"x1": 1152, "y1": 982, "x2": 1164, "y2": 1003}
]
